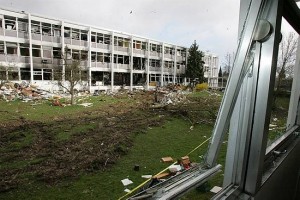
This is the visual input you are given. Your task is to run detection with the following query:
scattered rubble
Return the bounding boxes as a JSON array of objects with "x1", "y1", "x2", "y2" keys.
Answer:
[{"x1": 121, "y1": 178, "x2": 133, "y2": 186}]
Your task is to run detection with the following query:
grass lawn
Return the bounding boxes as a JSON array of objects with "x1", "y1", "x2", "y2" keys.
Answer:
[{"x1": 1, "y1": 116, "x2": 225, "y2": 200}]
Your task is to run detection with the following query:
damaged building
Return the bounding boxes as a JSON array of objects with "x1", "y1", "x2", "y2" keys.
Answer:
[{"x1": 0, "y1": 8, "x2": 219, "y2": 92}]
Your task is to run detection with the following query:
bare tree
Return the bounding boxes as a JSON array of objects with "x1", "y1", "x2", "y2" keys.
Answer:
[
  {"x1": 54, "y1": 46, "x2": 85, "y2": 105},
  {"x1": 0, "y1": 62, "x2": 18, "y2": 84},
  {"x1": 276, "y1": 32, "x2": 298, "y2": 91},
  {"x1": 222, "y1": 51, "x2": 235, "y2": 77}
]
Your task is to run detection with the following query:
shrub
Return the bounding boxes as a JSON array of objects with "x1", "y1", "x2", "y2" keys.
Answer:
[{"x1": 195, "y1": 83, "x2": 208, "y2": 91}]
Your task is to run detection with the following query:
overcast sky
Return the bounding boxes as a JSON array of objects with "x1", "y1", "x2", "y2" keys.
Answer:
[{"x1": 0, "y1": 0, "x2": 298, "y2": 68}]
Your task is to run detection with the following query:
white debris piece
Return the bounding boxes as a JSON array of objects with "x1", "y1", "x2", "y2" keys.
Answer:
[
  {"x1": 124, "y1": 188, "x2": 131, "y2": 193},
  {"x1": 141, "y1": 175, "x2": 152, "y2": 179},
  {"x1": 78, "y1": 103, "x2": 93, "y2": 107},
  {"x1": 168, "y1": 164, "x2": 182, "y2": 173},
  {"x1": 121, "y1": 178, "x2": 133, "y2": 186},
  {"x1": 210, "y1": 186, "x2": 222, "y2": 194}
]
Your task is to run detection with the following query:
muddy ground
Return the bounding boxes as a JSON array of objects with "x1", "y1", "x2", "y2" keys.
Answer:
[{"x1": 0, "y1": 91, "x2": 221, "y2": 192}]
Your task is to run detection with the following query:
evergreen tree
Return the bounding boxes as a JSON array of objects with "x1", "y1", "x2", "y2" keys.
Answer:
[
  {"x1": 185, "y1": 40, "x2": 205, "y2": 83},
  {"x1": 218, "y1": 67, "x2": 223, "y2": 77}
]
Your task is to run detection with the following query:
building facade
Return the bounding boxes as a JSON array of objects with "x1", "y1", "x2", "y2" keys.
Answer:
[
  {"x1": 0, "y1": 8, "x2": 218, "y2": 92},
  {"x1": 203, "y1": 52, "x2": 219, "y2": 88}
]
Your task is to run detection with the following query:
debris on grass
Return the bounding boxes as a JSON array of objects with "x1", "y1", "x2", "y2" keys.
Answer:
[
  {"x1": 210, "y1": 186, "x2": 222, "y2": 193},
  {"x1": 121, "y1": 178, "x2": 133, "y2": 186},
  {"x1": 161, "y1": 157, "x2": 174, "y2": 163}
]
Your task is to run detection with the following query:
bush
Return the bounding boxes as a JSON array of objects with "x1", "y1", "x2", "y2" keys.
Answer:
[{"x1": 195, "y1": 83, "x2": 208, "y2": 91}]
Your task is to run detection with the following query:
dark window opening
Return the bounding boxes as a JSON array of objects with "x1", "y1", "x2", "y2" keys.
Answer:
[
  {"x1": 81, "y1": 32, "x2": 88, "y2": 41},
  {"x1": 6, "y1": 43, "x2": 17, "y2": 54},
  {"x1": 42, "y1": 23, "x2": 52, "y2": 35},
  {"x1": 20, "y1": 44, "x2": 30, "y2": 56},
  {"x1": 32, "y1": 45, "x2": 41, "y2": 57},
  {"x1": 33, "y1": 69, "x2": 42, "y2": 80},
  {"x1": 81, "y1": 70, "x2": 88, "y2": 81},
  {"x1": 31, "y1": 21, "x2": 40, "y2": 34},
  {"x1": 114, "y1": 72, "x2": 130, "y2": 86},
  {"x1": 64, "y1": 27, "x2": 71, "y2": 38},
  {"x1": 91, "y1": 34, "x2": 96, "y2": 42},
  {"x1": 53, "y1": 47, "x2": 61, "y2": 59},
  {"x1": 18, "y1": 18, "x2": 28, "y2": 32},
  {"x1": 43, "y1": 69, "x2": 52, "y2": 80},
  {"x1": 21, "y1": 68, "x2": 31, "y2": 80},
  {"x1": 4, "y1": 16, "x2": 16, "y2": 30},
  {"x1": 81, "y1": 50, "x2": 88, "y2": 60},
  {"x1": 8, "y1": 70, "x2": 18, "y2": 80}
]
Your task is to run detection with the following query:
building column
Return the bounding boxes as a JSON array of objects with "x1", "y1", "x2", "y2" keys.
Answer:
[
  {"x1": 146, "y1": 39, "x2": 150, "y2": 90},
  {"x1": 130, "y1": 36, "x2": 133, "y2": 91},
  {"x1": 161, "y1": 42, "x2": 164, "y2": 86},
  {"x1": 61, "y1": 21, "x2": 65, "y2": 85},
  {"x1": 173, "y1": 46, "x2": 177, "y2": 84},
  {"x1": 88, "y1": 27, "x2": 92, "y2": 93},
  {"x1": 111, "y1": 31, "x2": 114, "y2": 91},
  {"x1": 28, "y1": 13, "x2": 34, "y2": 83}
]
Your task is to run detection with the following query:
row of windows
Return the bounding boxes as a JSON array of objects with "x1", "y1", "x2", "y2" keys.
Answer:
[
  {"x1": 0, "y1": 42, "x2": 187, "y2": 65},
  {"x1": 0, "y1": 15, "x2": 187, "y2": 54}
]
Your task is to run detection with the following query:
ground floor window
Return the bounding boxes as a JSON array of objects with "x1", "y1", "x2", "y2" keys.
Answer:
[
  {"x1": 20, "y1": 68, "x2": 31, "y2": 80},
  {"x1": 43, "y1": 69, "x2": 52, "y2": 80}
]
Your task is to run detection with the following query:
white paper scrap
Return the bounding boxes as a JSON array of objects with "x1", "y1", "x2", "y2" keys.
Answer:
[
  {"x1": 141, "y1": 175, "x2": 152, "y2": 179},
  {"x1": 121, "y1": 178, "x2": 133, "y2": 186},
  {"x1": 124, "y1": 188, "x2": 131, "y2": 193},
  {"x1": 210, "y1": 186, "x2": 222, "y2": 194}
]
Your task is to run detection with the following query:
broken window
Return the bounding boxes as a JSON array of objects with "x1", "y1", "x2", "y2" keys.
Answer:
[
  {"x1": 150, "y1": 59, "x2": 161, "y2": 67},
  {"x1": 150, "y1": 43, "x2": 162, "y2": 53},
  {"x1": 32, "y1": 45, "x2": 41, "y2": 57},
  {"x1": 20, "y1": 68, "x2": 31, "y2": 80},
  {"x1": 33, "y1": 69, "x2": 42, "y2": 80},
  {"x1": 71, "y1": 29, "x2": 80, "y2": 40},
  {"x1": 177, "y1": 62, "x2": 184, "y2": 70},
  {"x1": 20, "y1": 43, "x2": 30, "y2": 56},
  {"x1": 91, "y1": 32, "x2": 96, "y2": 42},
  {"x1": 6, "y1": 42, "x2": 17, "y2": 54},
  {"x1": 114, "y1": 54, "x2": 129, "y2": 64},
  {"x1": 133, "y1": 40, "x2": 142, "y2": 49},
  {"x1": 91, "y1": 51, "x2": 96, "y2": 61},
  {"x1": 18, "y1": 18, "x2": 28, "y2": 32},
  {"x1": 43, "y1": 46, "x2": 52, "y2": 58},
  {"x1": 104, "y1": 53, "x2": 111, "y2": 63},
  {"x1": 0, "y1": 67, "x2": 6, "y2": 80},
  {"x1": 81, "y1": 70, "x2": 88, "y2": 81},
  {"x1": 31, "y1": 20, "x2": 41, "y2": 34},
  {"x1": 72, "y1": 49, "x2": 80, "y2": 60},
  {"x1": 133, "y1": 73, "x2": 146, "y2": 85},
  {"x1": 81, "y1": 30, "x2": 88, "y2": 41},
  {"x1": 42, "y1": 23, "x2": 52, "y2": 36},
  {"x1": 43, "y1": 69, "x2": 52, "y2": 80},
  {"x1": 10, "y1": 70, "x2": 19, "y2": 81},
  {"x1": 0, "y1": 41, "x2": 4, "y2": 54},
  {"x1": 53, "y1": 47, "x2": 61, "y2": 58},
  {"x1": 142, "y1": 42, "x2": 147, "y2": 50},
  {"x1": 114, "y1": 36, "x2": 130, "y2": 47},
  {"x1": 81, "y1": 50, "x2": 88, "y2": 60},
  {"x1": 97, "y1": 33, "x2": 111, "y2": 44},
  {"x1": 4, "y1": 16, "x2": 16, "y2": 30},
  {"x1": 64, "y1": 27, "x2": 71, "y2": 38},
  {"x1": 164, "y1": 47, "x2": 174, "y2": 55},
  {"x1": 164, "y1": 61, "x2": 174, "y2": 68},
  {"x1": 114, "y1": 72, "x2": 130, "y2": 86},
  {"x1": 97, "y1": 52, "x2": 104, "y2": 62},
  {"x1": 133, "y1": 57, "x2": 146, "y2": 70},
  {"x1": 53, "y1": 25, "x2": 61, "y2": 37}
]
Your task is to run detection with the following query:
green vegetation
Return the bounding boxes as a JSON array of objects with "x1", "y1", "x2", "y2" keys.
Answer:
[{"x1": 0, "y1": 90, "x2": 289, "y2": 199}]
